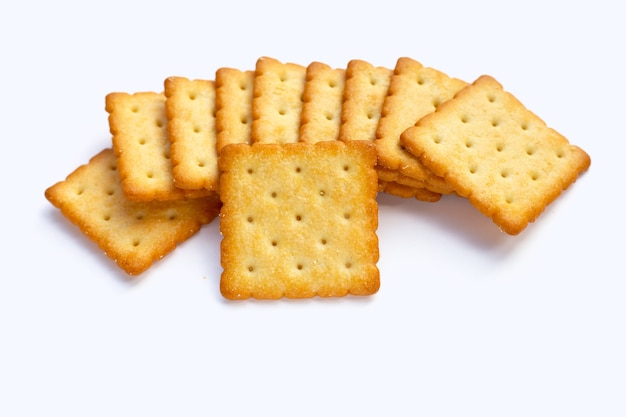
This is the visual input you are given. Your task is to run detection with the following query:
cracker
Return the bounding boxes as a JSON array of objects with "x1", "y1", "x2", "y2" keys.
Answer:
[
  {"x1": 338, "y1": 59, "x2": 392, "y2": 142},
  {"x1": 377, "y1": 165, "x2": 450, "y2": 195},
  {"x1": 164, "y1": 76, "x2": 219, "y2": 191},
  {"x1": 375, "y1": 57, "x2": 466, "y2": 193},
  {"x1": 299, "y1": 61, "x2": 346, "y2": 143},
  {"x1": 378, "y1": 180, "x2": 442, "y2": 202},
  {"x1": 401, "y1": 75, "x2": 591, "y2": 235},
  {"x1": 106, "y1": 91, "x2": 211, "y2": 202},
  {"x1": 45, "y1": 149, "x2": 222, "y2": 275},
  {"x1": 215, "y1": 67, "x2": 254, "y2": 153},
  {"x1": 219, "y1": 140, "x2": 380, "y2": 299},
  {"x1": 251, "y1": 57, "x2": 307, "y2": 144},
  {"x1": 377, "y1": 166, "x2": 426, "y2": 188},
  {"x1": 376, "y1": 167, "x2": 443, "y2": 202}
]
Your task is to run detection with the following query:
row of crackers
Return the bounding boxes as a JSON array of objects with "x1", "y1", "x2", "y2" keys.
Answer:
[
  {"x1": 46, "y1": 56, "x2": 590, "y2": 281},
  {"x1": 106, "y1": 56, "x2": 590, "y2": 226},
  {"x1": 105, "y1": 56, "x2": 456, "y2": 205}
]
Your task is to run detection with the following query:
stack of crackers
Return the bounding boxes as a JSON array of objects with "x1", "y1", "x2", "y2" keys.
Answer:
[{"x1": 45, "y1": 56, "x2": 590, "y2": 299}]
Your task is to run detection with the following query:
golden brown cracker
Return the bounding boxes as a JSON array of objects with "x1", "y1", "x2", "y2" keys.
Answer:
[
  {"x1": 299, "y1": 62, "x2": 346, "y2": 143},
  {"x1": 215, "y1": 67, "x2": 254, "y2": 153},
  {"x1": 377, "y1": 166, "x2": 427, "y2": 189},
  {"x1": 378, "y1": 165, "x2": 451, "y2": 195},
  {"x1": 45, "y1": 149, "x2": 222, "y2": 275},
  {"x1": 376, "y1": 166, "x2": 442, "y2": 201},
  {"x1": 338, "y1": 59, "x2": 392, "y2": 142},
  {"x1": 251, "y1": 57, "x2": 307, "y2": 144},
  {"x1": 375, "y1": 57, "x2": 466, "y2": 192},
  {"x1": 219, "y1": 140, "x2": 380, "y2": 299},
  {"x1": 377, "y1": 164, "x2": 448, "y2": 200},
  {"x1": 106, "y1": 91, "x2": 211, "y2": 202},
  {"x1": 401, "y1": 75, "x2": 591, "y2": 235},
  {"x1": 378, "y1": 180, "x2": 442, "y2": 202},
  {"x1": 164, "y1": 76, "x2": 219, "y2": 191}
]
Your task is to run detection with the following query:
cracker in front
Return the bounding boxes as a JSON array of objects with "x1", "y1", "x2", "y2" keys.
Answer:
[
  {"x1": 219, "y1": 140, "x2": 380, "y2": 299},
  {"x1": 45, "y1": 149, "x2": 222, "y2": 275}
]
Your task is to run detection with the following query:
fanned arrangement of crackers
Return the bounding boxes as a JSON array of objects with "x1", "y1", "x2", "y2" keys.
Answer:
[{"x1": 45, "y1": 56, "x2": 590, "y2": 299}]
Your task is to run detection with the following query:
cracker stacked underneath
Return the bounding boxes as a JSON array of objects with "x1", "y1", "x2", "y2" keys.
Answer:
[{"x1": 45, "y1": 56, "x2": 590, "y2": 298}]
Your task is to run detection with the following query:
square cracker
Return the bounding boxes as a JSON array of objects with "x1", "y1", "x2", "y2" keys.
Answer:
[
  {"x1": 106, "y1": 91, "x2": 212, "y2": 202},
  {"x1": 375, "y1": 57, "x2": 466, "y2": 194},
  {"x1": 164, "y1": 76, "x2": 219, "y2": 192},
  {"x1": 45, "y1": 148, "x2": 222, "y2": 275},
  {"x1": 299, "y1": 61, "x2": 346, "y2": 143},
  {"x1": 219, "y1": 140, "x2": 380, "y2": 299},
  {"x1": 251, "y1": 57, "x2": 307, "y2": 144},
  {"x1": 338, "y1": 59, "x2": 392, "y2": 143},
  {"x1": 401, "y1": 75, "x2": 591, "y2": 235},
  {"x1": 215, "y1": 67, "x2": 254, "y2": 153}
]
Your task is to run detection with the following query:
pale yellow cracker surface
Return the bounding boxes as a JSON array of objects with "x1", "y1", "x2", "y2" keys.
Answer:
[
  {"x1": 45, "y1": 149, "x2": 222, "y2": 275},
  {"x1": 215, "y1": 67, "x2": 254, "y2": 153},
  {"x1": 401, "y1": 75, "x2": 591, "y2": 235},
  {"x1": 251, "y1": 57, "x2": 307, "y2": 144},
  {"x1": 219, "y1": 140, "x2": 380, "y2": 299},
  {"x1": 164, "y1": 77, "x2": 219, "y2": 191},
  {"x1": 299, "y1": 62, "x2": 346, "y2": 143},
  {"x1": 338, "y1": 59, "x2": 392, "y2": 142},
  {"x1": 375, "y1": 57, "x2": 466, "y2": 192},
  {"x1": 106, "y1": 91, "x2": 211, "y2": 202}
]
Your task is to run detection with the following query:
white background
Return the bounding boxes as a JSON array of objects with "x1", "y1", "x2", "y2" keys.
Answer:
[{"x1": 2, "y1": 1, "x2": 624, "y2": 416}]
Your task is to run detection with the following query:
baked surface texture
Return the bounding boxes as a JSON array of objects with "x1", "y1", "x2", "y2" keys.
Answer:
[
  {"x1": 299, "y1": 62, "x2": 346, "y2": 143},
  {"x1": 338, "y1": 59, "x2": 392, "y2": 143},
  {"x1": 215, "y1": 67, "x2": 254, "y2": 153},
  {"x1": 164, "y1": 76, "x2": 220, "y2": 191},
  {"x1": 218, "y1": 140, "x2": 380, "y2": 299},
  {"x1": 251, "y1": 57, "x2": 307, "y2": 144},
  {"x1": 375, "y1": 57, "x2": 466, "y2": 194},
  {"x1": 45, "y1": 149, "x2": 222, "y2": 275},
  {"x1": 401, "y1": 75, "x2": 591, "y2": 235},
  {"x1": 106, "y1": 91, "x2": 211, "y2": 201}
]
